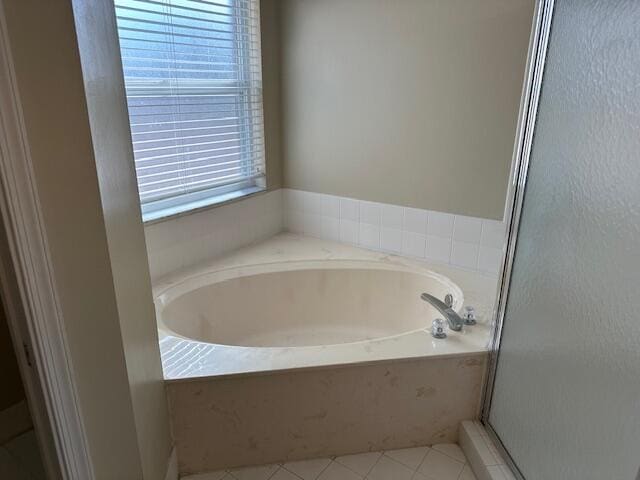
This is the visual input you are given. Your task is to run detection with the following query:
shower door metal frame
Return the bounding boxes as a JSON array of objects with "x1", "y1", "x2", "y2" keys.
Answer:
[{"x1": 479, "y1": 0, "x2": 556, "y2": 478}]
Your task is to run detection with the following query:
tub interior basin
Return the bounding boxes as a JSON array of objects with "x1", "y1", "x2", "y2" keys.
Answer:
[{"x1": 157, "y1": 265, "x2": 460, "y2": 348}]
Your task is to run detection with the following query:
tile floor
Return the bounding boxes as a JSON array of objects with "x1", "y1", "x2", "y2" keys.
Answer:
[
  {"x1": 182, "y1": 443, "x2": 477, "y2": 480},
  {"x1": 0, "y1": 429, "x2": 47, "y2": 480}
]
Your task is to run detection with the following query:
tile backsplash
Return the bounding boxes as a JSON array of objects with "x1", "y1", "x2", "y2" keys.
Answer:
[
  {"x1": 144, "y1": 188, "x2": 506, "y2": 282},
  {"x1": 144, "y1": 189, "x2": 283, "y2": 281},
  {"x1": 283, "y1": 189, "x2": 506, "y2": 276}
]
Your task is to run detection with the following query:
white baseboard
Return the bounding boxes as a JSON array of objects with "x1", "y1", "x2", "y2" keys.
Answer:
[
  {"x1": 164, "y1": 446, "x2": 178, "y2": 480},
  {"x1": 0, "y1": 400, "x2": 32, "y2": 444}
]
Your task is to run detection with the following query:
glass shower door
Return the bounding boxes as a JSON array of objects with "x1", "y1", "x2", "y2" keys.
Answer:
[{"x1": 484, "y1": 1, "x2": 640, "y2": 479}]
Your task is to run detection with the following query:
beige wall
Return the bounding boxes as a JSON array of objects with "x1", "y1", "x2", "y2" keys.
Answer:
[
  {"x1": 71, "y1": 1, "x2": 173, "y2": 480},
  {"x1": 280, "y1": 0, "x2": 534, "y2": 220},
  {"x1": 261, "y1": 0, "x2": 284, "y2": 190},
  {"x1": 2, "y1": 0, "x2": 166, "y2": 478}
]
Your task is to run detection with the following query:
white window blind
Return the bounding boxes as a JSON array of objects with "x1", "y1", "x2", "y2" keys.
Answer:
[{"x1": 114, "y1": 0, "x2": 265, "y2": 220}]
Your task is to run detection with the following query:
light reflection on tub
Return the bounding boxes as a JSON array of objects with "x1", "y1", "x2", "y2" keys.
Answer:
[{"x1": 156, "y1": 260, "x2": 463, "y2": 349}]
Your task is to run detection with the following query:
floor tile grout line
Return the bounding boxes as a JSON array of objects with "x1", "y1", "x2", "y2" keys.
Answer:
[
  {"x1": 280, "y1": 457, "x2": 335, "y2": 480},
  {"x1": 382, "y1": 446, "x2": 432, "y2": 473},
  {"x1": 279, "y1": 464, "x2": 305, "y2": 480},
  {"x1": 363, "y1": 453, "x2": 414, "y2": 480},
  {"x1": 280, "y1": 456, "x2": 336, "y2": 480},
  {"x1": 313, "y1": 458, "x2": 334, "y2": 480},
  {"x1": 363, "y1": 451, "x2": 384, "y2": 478},
  {"x1": 456, "y1": 464, "x2": 468, "y2": 480},
  {"x1": 430, "y1": 444, "x2": 469, "y2": 466},
  {"x1": 332, "y1": 458, "x2": 365, "y2": 478},
  {"x1": 334, "y1": 452, "x2": 382, "y2": 479},
  {"x1": 183, "y1": 443, "x2": 473, "y2": 480},
  {"x1": 279, "y1": 463, "x2": 310, "y2": 480},
  {"x1": 267, "y1": 465, "x2": 283, "y2": 480}
]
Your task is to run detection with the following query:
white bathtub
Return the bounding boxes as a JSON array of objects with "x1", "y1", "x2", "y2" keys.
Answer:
[
  {"x1": 157, "y1": 259, "x2": 463, "y2": 348},
  {"x1": 155, "y1": 234, "x2": 493, "y2": 380}
]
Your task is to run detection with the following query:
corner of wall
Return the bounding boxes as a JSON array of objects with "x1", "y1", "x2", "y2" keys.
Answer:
[
  {"x1": 144, "y1": 189, "x2": 284, "y2": 282},
  {"x1": 163, "y1": 447, "x2": 179, "y2": 480},
  {"x1": 71, "y1": 0, "x2": 173, "y2": 478}
]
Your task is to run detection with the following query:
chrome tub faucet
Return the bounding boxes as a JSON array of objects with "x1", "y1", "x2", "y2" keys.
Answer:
[{"x1": 421, "y1": 292, "x2": 465, "y2": 333}]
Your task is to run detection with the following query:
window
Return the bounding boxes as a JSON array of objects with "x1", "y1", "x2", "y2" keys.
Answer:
[{"x1": 114, "y1": 0, "x2": 265, "y2": 221}]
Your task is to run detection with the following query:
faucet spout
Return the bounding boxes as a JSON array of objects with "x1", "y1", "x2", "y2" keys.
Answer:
[{"x1": 420, "y1": 293, "x2": 464, "y2": 331}]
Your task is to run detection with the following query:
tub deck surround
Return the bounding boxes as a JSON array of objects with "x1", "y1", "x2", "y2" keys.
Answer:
[
  {"x1": 155, "y1": 234, "x2": 498, "y2": 380},
  {"x1": 167, "y1": 354, "x2": 486, "y2": 474}
]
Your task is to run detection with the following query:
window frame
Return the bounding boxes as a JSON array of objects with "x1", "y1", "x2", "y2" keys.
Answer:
[{"x1": 115, "y1": 0, "x2": 266, "y2": 223}]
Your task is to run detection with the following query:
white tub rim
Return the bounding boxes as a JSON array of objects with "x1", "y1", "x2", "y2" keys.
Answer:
[{"x1": 154, "y1": 258, "x2": 464, "y2": 349}]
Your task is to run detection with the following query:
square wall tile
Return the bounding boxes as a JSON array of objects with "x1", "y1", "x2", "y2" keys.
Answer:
[
  {"x1": 426, "y1": 235, "x2": 451, "y2": 264},
  {"x1": 303, "y1": 213, "x2": 323, "y2": 238},
  {"x1": 322, "y1": 195, "x2": 341, "y2": 218},
  {"x1": 403, "y1": 207, "x2": 428, "y2": 234},
  {"x1": 402, "y1": 232, "x2": 426, "y2": 258},
  {"x1": 451, "y1": 241, "x2": 479, "y2": 269},
  {"x1": 480, "y1": 220, "x2": 506, "y2": 248},
  {"x1": 304, "y1": 191, "x2": 324, "y2": 215},
  {"x1": 381, "y1": 204, "x2": 404, "y2": 229},
  {"x1": 340, "y1": 219, "x2": 359, "y2": 244},
  {"x1": 359, "y1": 223, "x2": 381, "y2": 249},
  {"x1": 381, "y1": 228, "x2": 402, "y2": 253},
  {"x1": 453, "y1": 216, "x2": 483, "y2": 243},
  {"x1": 478, "y1": 246, "x2": 503, "y2": 275},
  {"x1": 340, "y1": 198, "x2": 360, "y2": 221},
  {"x1": 286, "y1": 210, "x2": 305, "y2": 233},
  {"x1": 428, "y1": 211, "x2": 454, "y2": 238},
  {"x1": 281, "y1": 189, "x2": 503, "y2": 277},
  {"x1": 360, "y1": 201, "x2": 381, "y2": 225},
  {"x1": 284, "y1": 189, "x2": 305, "y2": 212},
  {"x1": 322, "y1": 216, "x2": 341, "y2": 241}
]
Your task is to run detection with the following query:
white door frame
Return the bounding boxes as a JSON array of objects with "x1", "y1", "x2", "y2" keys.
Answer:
[
  {"x1": 0, "y1": 3, "x2": 94, "y2": 479},
  {"x1": 479, "y1": 0, "x2": 555, "y2": 478}
]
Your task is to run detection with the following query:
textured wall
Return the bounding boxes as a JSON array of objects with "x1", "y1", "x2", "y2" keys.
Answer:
[
  {"x1": 280, "y1": 0, "x2": 534, "y2": 220},
  {"x1": 488, "y1": 1, "x2": 640, "y2": 479},
  {"x1": 71, "y1": 1, "x2": 173, "y2": 479}
]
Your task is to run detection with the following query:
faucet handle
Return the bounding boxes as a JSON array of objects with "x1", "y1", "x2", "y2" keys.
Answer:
[
  {"x1": 463, "y1": 306, "x2": 477, "y2": 325},
  {"x1": 444, "y1": 293, "x2": 454, "y2": 308},
  {"x1": 431, "y1": 318, "x2": 447, "y2": 339}
]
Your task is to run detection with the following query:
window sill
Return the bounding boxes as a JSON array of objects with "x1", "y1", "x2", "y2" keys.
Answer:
[{"x1": 142, "y1": 185, "x2": 266, "y2": 225}]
